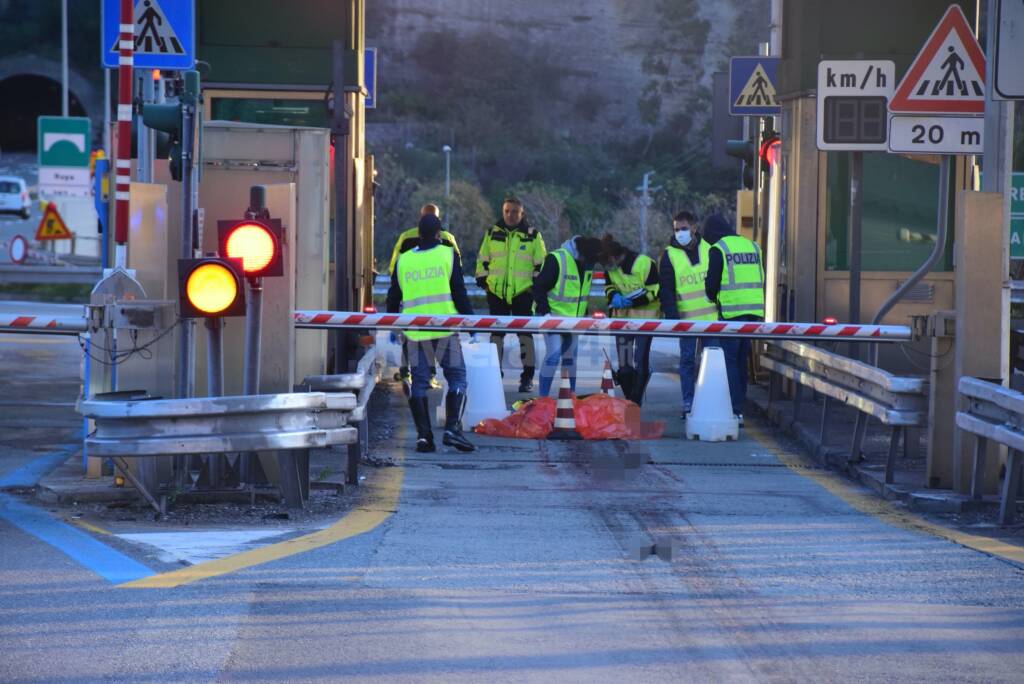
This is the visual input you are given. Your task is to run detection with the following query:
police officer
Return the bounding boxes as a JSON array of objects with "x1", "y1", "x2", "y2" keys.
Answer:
[
  {"x1": 659, "y1": 210, "x2": 718, "y2": 417},
  {"x1": 388, "y1": 203, "x2": 461, "y2": 390},
  {"x1": 386, "y1": 214, "x2": 476, "y2": 453},
  {"x1": 533, "y1": 235, "x2": 603, "y2": 397},
  {"x1": 475, "y1": 196, "x2": 547, "y2": 392},
  {"x1": 601, "y1": 233, "x2": 659, "y2": 406},
  {"x1": 702, "y1": 213, "x2": 765, "y2": 425}
]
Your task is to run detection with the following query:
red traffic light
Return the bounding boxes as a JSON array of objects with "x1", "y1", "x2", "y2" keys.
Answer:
[
  {"x1": 218, "y1": 218, "x2": 284, "y2": 277},
  {"x1": 178, "y1": 257, "x2": 246, "y2": 318},
  {"x1": 759, "y1": 136, "x2": 781, "y2": 167}
]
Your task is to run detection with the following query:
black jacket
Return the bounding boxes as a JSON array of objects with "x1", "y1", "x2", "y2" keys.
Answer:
[
  {"x1": 702, "y1": 221, "x2": 761, "y2": 322},
  {"x1": 658, "y1": 236, "x2": 705, "y2": 319},
  {"x1": 386, "y1": 238, "x2": 474, "y2": 315},
  {"x1": 533, "y1": 243, "x2": 597, "y2": 316}
]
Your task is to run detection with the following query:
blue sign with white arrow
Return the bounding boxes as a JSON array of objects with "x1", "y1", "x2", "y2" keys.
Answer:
[
  {"x1": 729, "y1": 56, "x2": 780, "y2": 115},
  {"x1": 101, "y1": 0, "x2": 195, "y2": 70}
]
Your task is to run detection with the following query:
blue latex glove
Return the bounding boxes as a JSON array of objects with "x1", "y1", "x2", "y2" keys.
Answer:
[
  {"x1": 610, "y1": 293, "x2": 630, "y2": 309},
  {"x1": 389, "y1": 331, "x2": 399, "y2": 345}
]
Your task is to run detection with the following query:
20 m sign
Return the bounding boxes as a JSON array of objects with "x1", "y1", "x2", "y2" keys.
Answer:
[{"x1": 888, "y1": 115, "x2": 983, "y2": 154}]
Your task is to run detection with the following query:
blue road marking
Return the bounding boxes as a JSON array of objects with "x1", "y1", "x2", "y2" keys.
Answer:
[{"x1": 0, "y1": 451, "x2": 154, "y2": 584}]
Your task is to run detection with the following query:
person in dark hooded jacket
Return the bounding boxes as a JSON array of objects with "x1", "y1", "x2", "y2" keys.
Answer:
[{"x1": 702, "y1": 213, "x2": 765, "y2": 424}]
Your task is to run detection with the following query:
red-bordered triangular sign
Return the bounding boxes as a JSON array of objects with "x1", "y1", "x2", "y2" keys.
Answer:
[
  {"x1": 35, "y1": 202, "x2": 73, "y2": 241},
  {"x1": 889, "y1": 4, "x2": 986, "y2": 114}
]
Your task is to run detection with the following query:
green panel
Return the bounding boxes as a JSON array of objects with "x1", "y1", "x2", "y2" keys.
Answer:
[
  {"x1": 1012, "y1": 172, "x2": 1024, "y2": 259},
  {"x1": 210, "y1": 98, "x2": 330, "y2": 128},
  {"x1": 825, "y1": 152, "x2": 951, "y2": 272},
  {"x1": 37, "y1": 116, "x2": 91, "y2": 167},
  {"x1": 197, "y1": 0, "x2": 354, "y2": 87}
]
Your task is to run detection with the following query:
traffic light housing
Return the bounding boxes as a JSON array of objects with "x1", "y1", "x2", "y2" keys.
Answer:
[
  {"x1": 178, "y1": 257, "x2": 246, "y2": 318},
  {"x1": 759, "y1": 133, "x2": 781, "y2": 171},
  {"x1": 141, "y1": 71, "x2": 199, "y2": 182},
  {"x1": 217, "y1": 218, "x2": 285, "y2": 278},
  {"x1": 725, "y1": 138, "x2": 757, "y2": 189}
]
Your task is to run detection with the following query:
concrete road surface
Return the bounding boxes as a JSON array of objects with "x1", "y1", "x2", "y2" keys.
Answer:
[{"x1": 1, "y1": 334, "x2": 1023, "y2": 683}]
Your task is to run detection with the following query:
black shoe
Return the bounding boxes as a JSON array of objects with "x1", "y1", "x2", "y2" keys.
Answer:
[
  {"x1": 416, "y1": 437, "x2": 436, "y2": 453},
  {"x1": 409, "y1": 396, "x2": 435, "y2": 452},
  {"x1": 518, "y1": 380, "x2": 534, "y2": 393},
  {"x1": 443, "y1": 390, "x2": 476, "y2": 452}
]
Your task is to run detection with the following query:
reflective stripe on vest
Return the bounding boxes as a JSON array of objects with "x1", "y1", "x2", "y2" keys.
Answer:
[
  {"x1": 713, "y1": 236, "x2": 765, "y2": 319},
  {"x1": 398, "y1": 245, "x2": 458, "y2": 340},
  {"x1": 607, "y1": 253, "x2": 659, "y2": 318},
  {"x1": 666, "y1": 243, "x2": 718, "y2": 321},
  {"x1": 548, "y1": 248, "x2": 593, "y2": 317}
]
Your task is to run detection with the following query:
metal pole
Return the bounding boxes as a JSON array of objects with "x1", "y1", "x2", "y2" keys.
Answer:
[
  {"x1": 103, "y1": 69, "x2": 111, "y2": 156},
  {"x1": 638, "y1": 172, "x2": 652, "y2": 255},
  {"x1": 61, "y1": 0, "x2": 68, "y2": 117},
  {"x1": 113, "y1": 0, "x2": 134, "y2": 269},
  {"x1": 240, "y1": 186, "x2": 268, "y2": 486},
  {"x1": 443, "y1": 145, "x2": 451, "y2": 198},
  {"x1": 205, "y1": 317, "x2": 224, "y2": 488},
  {"x1": 137, "y1": 73, "x2": 154, "y2": 183},
  {"x1": 175, "y1": 72, "x2": 198, "y2": 401},
  {"x1": 847, "y1": 151, "x2": 863, "y2": 359},
  {"x1": 331, "y1": 40, "x2": 352, "y2": 373}
]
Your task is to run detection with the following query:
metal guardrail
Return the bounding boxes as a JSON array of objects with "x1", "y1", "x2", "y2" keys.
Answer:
[
  {"x1": 0, "y1": 264, "x2": 104, "y2": 285},
  {"x1": 762, "y1": 340, "x2": 928, "y2": 483},
  {"x1": 956, "y1": 377, "x2": 1024, "y2": 525}
]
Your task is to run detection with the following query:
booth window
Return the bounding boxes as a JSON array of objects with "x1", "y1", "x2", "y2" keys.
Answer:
[{"x1": 825, "y1": 152, "x2": 953, "y2": 272}]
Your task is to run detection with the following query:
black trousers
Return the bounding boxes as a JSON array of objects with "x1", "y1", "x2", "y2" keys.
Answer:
[{"x1": 486, "y1": 291, "x2": 536, "y2": 382}]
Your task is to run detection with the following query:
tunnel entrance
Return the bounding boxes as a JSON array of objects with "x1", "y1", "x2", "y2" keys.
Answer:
[{"x1": 0, "y1": 75, "x2": 88, "y2": 153}]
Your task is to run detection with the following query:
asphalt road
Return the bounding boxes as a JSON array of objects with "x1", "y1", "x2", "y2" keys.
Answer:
[{"x1": 1, "y1": 334, "x2": 1023, "y2": 682}]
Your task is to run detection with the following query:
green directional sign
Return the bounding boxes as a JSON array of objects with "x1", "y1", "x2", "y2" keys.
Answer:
[
  {"x1": 1011, "y1": 172, "x2": 1024, "y2": 259},
  {"x1": 37, "y1": 116, "x2": 91, "y2": 168}
]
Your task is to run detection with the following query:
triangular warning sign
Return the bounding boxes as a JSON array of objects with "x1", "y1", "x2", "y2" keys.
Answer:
[
  {"x1": 734, "y1": 63, "x2": 778, "y2": 109},
  {"x1": 35, "y1": 203, "x2": 72, "y2": 241},
  {"x1": 890, "y1": 5, "x2": 986, "y2": 114},
  {"x1": 108, "y1": 0, "x2": 184, "y2": 57}
]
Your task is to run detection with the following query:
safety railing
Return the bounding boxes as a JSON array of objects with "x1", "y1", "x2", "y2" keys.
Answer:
[
  {"x1": 956, "y1": 377, "x2": 1024, "y2": 525},
  {"x1": 761, "y1": 340, "x2": 928, "y2": 483}
]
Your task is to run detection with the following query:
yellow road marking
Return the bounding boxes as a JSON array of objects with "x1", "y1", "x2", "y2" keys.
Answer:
[
  {"x1": 119, "y1": 462, "x2": 404, "y2": 589},
  {"x1": 68, "y1": 518, "x2": 111, "y2": 536},
  {"x1": 0, "y1": 334, "x2": 76, "y2": 345},
  {"x1": 746, "y1": 423, "x2": 1024, "y2": 567}
]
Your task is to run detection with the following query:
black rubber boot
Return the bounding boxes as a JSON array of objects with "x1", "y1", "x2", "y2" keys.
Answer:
[
  {"x1": 442, "y1": 391, "x2": 476, "y2": 452},
  {"x1": 631, "y1": 372, "x2": 652, "y2": 406},
  {"x1": 617, "y1": 366, "x2": 637, "y2": 402},
  {"x1": 408, "y1": 397, "x2": 435, "y2": 452},
  {"x1": 518, "y1": 367, "x2": 535, "y2": 393}
]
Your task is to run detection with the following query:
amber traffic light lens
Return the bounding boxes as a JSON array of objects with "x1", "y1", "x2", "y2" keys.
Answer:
[
  {"x1": 186, "y1": 263, "x2": 239, "y2": 314},
  {"x1": 225, "y1": 223, "x2": 276, "y2": 274}
]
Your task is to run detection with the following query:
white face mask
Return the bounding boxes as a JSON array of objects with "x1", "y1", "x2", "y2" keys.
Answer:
[{"x1": 675, "y1": 228, "x2": 692, "y2": 246}]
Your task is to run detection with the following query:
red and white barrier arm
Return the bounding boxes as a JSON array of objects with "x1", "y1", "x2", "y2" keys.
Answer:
[
  {"x1": 293, "y1": 311, "x2": 913, "y2": 342},
  {"x1": 0, "y1": 312, "x2": 88, "y2": 335}
]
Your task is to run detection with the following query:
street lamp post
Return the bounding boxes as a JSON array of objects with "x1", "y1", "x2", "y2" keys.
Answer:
[{"x1": 442, "y1": 145, "x2": 452, "y2": 199}]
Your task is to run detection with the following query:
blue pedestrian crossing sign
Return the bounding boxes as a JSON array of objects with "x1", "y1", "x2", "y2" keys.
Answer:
[
  {"x1": 101, "y1": 0, "x2": 195, "y2": 70},
  {"x1": 729, "y1": 57, "x2": 780, "y2": 115}
]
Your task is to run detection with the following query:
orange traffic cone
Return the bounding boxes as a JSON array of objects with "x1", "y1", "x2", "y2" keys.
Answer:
[
  {"x1": 548, "y1": 367, "x2": 582, "y2": 440},
  {"x1": 600, "y1": 360, "x2": 616, "y2": 397}
]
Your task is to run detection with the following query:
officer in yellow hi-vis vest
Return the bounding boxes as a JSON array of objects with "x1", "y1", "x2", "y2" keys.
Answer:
[
  {"x1": 600, "y1": 233, "x2": 660, "y2": 406},
  {"x1": 532, "y1": 235, "x2": 603, "y2": 397},
  {"x1": 388, "y1": 203, "x2": 461, "y2": 391},
  {"x1": 703, "y1": 212, "x2": 765, "y2": 425},
  {"x1": 475, "y1": 197, "x2": 547, "y2": 393},
  {"x1": 659, "y1": 210, "x2": 718, "y2": 417},
  {"x1": 386, "y1": 214, "x2": 476, "y2": 453}
]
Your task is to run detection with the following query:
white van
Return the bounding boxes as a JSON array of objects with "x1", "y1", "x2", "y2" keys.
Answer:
[{"x1": 0, "y1": 176, "x2": 30, "y2": 219}]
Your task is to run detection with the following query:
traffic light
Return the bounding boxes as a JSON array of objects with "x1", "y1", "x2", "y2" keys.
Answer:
[
  {"x1": 217, "y1": 218, "x2": 285, "y2": 278},
  {"x1": 725, "y1": 138, "x2": 757, "y2": 189},
  {"x1": 141, "y1": 71, "x2": 199, "y2": 181},
  {"x1": 759, "y1": 133, "x2": 781, "y2": 170},
  {"x1": 178, "y1": 257, "x2": 246, "y2": 318}
]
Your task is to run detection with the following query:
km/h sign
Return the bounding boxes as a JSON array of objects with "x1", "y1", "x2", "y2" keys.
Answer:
[{"x1": 816, "y1": 61, "x2": 895, "y2": 151}]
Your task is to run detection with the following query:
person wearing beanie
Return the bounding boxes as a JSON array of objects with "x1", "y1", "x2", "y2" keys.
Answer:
[
  {"x1": 532, "y1": 235, "x2": 603, "y2": 397},
  {"x1": 387, "y1": 203, "x2": 462, "y2": 391},
  {"x1": 386, "y1": 213, "x2": 476, "y2": 453},
  {"x1": 703, "y1": 212, "x2": 765, "y2": 425},
  {"x1": 601, "y1": 233, "x2": 660, "y2": 406},
  {"x1": 659, "y1": 210, "x2": 717, "y2": 417}
]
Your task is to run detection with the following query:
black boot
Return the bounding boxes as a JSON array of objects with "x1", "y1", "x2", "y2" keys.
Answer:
[
  {"x1": 631, "y1": 372, "x2": 652, "y2": 406},
  {"x1": 518, "y1": 367, "x2": 535, "y2": 393},
  {"x1": 617, "y1": 366, "x2": 637, "y2": 402},
  {"x1": 442, "y1": 391, "x2": 476, "y2": 452},
  {"x1": 408, "y1": 397, "x2": 435, "y2": 452}
]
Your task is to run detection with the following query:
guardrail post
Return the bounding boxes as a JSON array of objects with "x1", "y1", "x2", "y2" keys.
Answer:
[
  {"x1": 885, "y1": 426, "x2": 902, "y2": 485},
  {"x1": 849, "y1": 414, "x2": 868, "y2": 463},
  {"x1": 970, "y1": 435, "x2": 988, "y2": 500},
  {"x1": 999, "y1": 450, "x2": 1022, "y2": 525},
  {"x1": 818, "y1": 396, "x2": 831, "y2": 462}
]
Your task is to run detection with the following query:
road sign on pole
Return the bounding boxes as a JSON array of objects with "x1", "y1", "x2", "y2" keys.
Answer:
[
  {"x1": 101, "y1": 0, "x2": 195, "y2": 70},
  {"x1": 995, "y1": 0, "x2": 1024, "y2": 99},
  {"x1": 729, "y1": 57, "x2": 780, "y2": 116},
  {"x1": 37, "y1": 116, "x2": 91, "y2": 198},
  {"x1": 365, "y1": 48, "x2": 377, "y2": 109},
  {"x1": 816, "y1": 60, "x2": 895, "y2": 151},
  {"x1": 8, "y1": 235, "x2": 28, "y2": 264},
  {"x1": 888, "y1": 114, "x2": 984, "y2": 154},
  {"x1": 35, "y1": 202, "x2": 73, "y2": 241}
]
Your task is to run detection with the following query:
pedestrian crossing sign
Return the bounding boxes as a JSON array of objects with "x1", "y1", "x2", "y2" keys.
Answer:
[
  {"x1": 35, "y1": 203, "x2": 73, "y2": 241},
  {"x1": 889, "y1": 4, "x2": 986, "y2": 115},
  {"x1": 101, "y1": 0, "x2": 194, "y2": 70},
  {"x1": 729, "y1": 57, "x2": 780, "y2": 116}
]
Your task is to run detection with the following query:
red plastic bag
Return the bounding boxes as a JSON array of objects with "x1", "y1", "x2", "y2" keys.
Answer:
[
  {"x1": 574, "y1": 393, "x2": 665, "y2": 440},
  {"x1": 474, "y1": 396, "x2": 556, "y2": 439}
]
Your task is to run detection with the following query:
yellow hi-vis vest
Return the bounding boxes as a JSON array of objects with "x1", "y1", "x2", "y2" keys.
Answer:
[
  {"x1": 606, "y1": 253, "x2": 660, "y2": 319},
  {"x1": 712, "y1": 235, "x2": 765, "y2": 319},
  {"x1": 388, "y1": 226, "x2": 461, "y2": 274},
  {"x1": 547, "y1": 248, "x2": 593, "y2": 317},
  {"x1": 397, "y1": 245, "x2": 458, "y2": 341},
  {"x1": 666, "y1": 242, "x2": 718, "y2": 321},
  {"x1": 475, "y1": 224, "x2": 546, "y2": 302}
]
